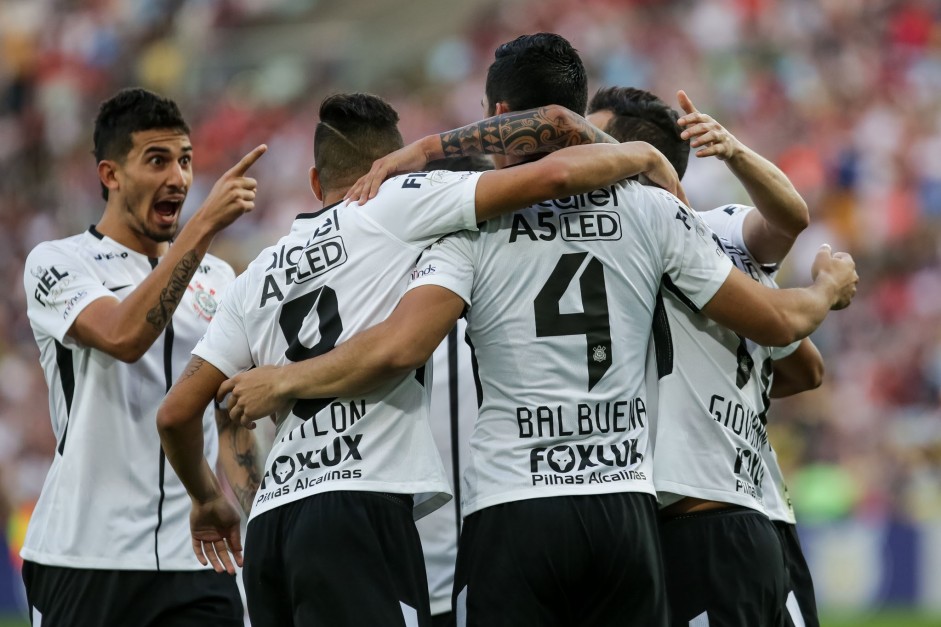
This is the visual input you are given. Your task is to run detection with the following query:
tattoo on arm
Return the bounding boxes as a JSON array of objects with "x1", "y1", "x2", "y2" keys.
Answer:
[
  {"x1": 232, "y1": 439, "x2": 262, "y2": 515},
  {"x1": 146, "y1": 251, "x2": 201, "y2": 331},
  {"x1": 183, "y1": 357, "x2": 206, "y2": 382},
  {"x1": 439, "y1": 107, "x2": 614, "y2": 158},
  {"x1": 216, "y1": 408, "x2": 261, "y2": 514}
]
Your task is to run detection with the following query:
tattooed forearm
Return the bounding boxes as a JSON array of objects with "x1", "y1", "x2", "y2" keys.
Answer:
[
  {"x1": 232, "y1": 442, "x2": 262, "y2": 514},
  {"x1": 146, "y1": 250, "x2": 201, "y2": 331},
  {"x1": 216, "y1": 409, "x2": 262, "y2": 515},
  {"x1": 440, "y1": 106, "x2": 616, "y2": 158}
]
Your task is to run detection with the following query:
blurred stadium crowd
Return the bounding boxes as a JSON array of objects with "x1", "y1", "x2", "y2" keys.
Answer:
[{"x1": 0, "y1": 0, "x2": 939, "y2": 544}]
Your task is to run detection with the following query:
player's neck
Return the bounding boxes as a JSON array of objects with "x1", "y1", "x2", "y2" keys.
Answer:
[
  {"x1": 322, "y1": 190, "x2": 347, "y2": 206},
  {"x1": 97, "y1": 201, "x2": 170, "y2": 258}
]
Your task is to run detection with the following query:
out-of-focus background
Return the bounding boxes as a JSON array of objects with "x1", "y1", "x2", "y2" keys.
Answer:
[{"x1": 0, "y1": 0, "x2": 939, "y2": 625}]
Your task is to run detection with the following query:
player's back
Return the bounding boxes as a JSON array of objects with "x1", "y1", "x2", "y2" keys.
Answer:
[
  {"x1": 651, "y1": 204, "x2": 800, "y2": 515},
  {"x1": 197, "y1": 170, "x2": 484, "y2": 521},
  {"x1": 408, "y1": 179, "x2": 733, "y2": 516}
]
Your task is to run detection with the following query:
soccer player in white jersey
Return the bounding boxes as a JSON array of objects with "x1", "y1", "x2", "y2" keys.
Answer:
[
  {"x1": 156, "y1": 92, "x2": 685, "y2": 627},
  {"x1": 21, "y1": 88, "x2": 264, "y2": 626},
  {"x1": 415, "y1": 156, "x2": 491, "y2": 627},
  {"x1": 588, "y1": 86, "x2": 824, "y2": 626},
  {"x1": 216, "y1": 34, "x2": 857, "y2": 627}
]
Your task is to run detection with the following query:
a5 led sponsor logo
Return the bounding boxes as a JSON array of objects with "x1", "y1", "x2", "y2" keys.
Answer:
[
  {"x1": 256, "y1": 434, "x2": 364, "y2": 505},
  {"x1": 529, "y1": 440, "x2": 646, "y2": 486}
]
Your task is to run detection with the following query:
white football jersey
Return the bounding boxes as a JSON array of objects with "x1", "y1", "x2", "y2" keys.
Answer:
[
  {"x1": 651, "y1": 204, "x2": 799, "y2": 513},
  {"x1": 415, "y1": 319, "x2": 477, "y2": 616},
  {"x1": 408, "y1": 181, "x2": 734, "y2": 517},
  {"x1": 194, "y1": 170, "x2": 484, "y2": 523},
  {"x1": 22, "y1": 227, "x2": 234, "y2": 570}
]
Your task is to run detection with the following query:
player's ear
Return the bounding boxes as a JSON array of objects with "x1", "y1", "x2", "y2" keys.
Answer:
[
  {"x1": 98, "y1": 160, "x2": 121, "y2": 197},
  {"x1": 309, "y1": 166, "x2": 323, "y2": 201},
  {"x1": 493, "y1": 101, "x2": 511, "y2": 116}
]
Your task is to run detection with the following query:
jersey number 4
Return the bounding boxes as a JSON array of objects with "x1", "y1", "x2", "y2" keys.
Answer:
[{"x1": 534, "y1": 252, "x2": 612, "y2": 391}]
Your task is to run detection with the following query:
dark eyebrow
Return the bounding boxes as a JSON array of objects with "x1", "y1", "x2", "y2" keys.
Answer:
[{"x1": 143, "y1": 145, "x2": 193, "y2": 154}]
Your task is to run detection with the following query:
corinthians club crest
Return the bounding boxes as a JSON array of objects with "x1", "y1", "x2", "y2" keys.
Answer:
[
  {"x1": 188, "y1": 281, "x2": 218, "y2": 321},
  {"x1": 592, "y1": 345, "x2": 607, "y2": 363}
]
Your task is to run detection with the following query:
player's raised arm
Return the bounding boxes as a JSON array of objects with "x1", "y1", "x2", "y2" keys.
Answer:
[
  {"x1": 69, "y1": 145, "x2": 266, "y2": 362},
  {"x1": 677, "y1": 90, "x2": 808, "y2": 264},
  {"x1": 345, "y1": 105, "x2": 614, "y2": 204}
]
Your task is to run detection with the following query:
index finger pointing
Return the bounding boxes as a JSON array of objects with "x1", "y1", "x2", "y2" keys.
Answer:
[
  {"x1": 677, "y1": 90, "x2": 697, "y2": 116},
  {"x1": 228, "y1": 144, "x2": 268, "y2": 177}
]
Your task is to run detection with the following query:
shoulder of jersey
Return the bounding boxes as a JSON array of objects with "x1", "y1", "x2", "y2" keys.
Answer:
[
  {"x1": 201, "y1": 252, "x2": 237, "y2": 279},
  {"x1": 27, "y1": 232, "x2": 88, "y2": 260}
]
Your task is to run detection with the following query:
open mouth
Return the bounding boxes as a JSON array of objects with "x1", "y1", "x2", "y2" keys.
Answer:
[{"x1": 153, "y1": 199, "x2": 183, "y2": 225}]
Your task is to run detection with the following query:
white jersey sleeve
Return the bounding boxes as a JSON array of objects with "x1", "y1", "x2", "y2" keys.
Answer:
[
  {"x1": 652, "y1": 190, "x2": 735, "y2": 309},
  {"x1": 703, "y1": 204, "x2": 782, "y2": 274},
  {"x1": 24, "y1": 242, "x2": 118, "y2": 348},
  {"x1": 192, "y1": 275, "x2": 253, "y2": 377},
  {"x1": 404, "y1": 232, "x2": 477, "y2": 306},
  {"x1": 358, "y1": 170, "x2": 482, "y2": 247}
]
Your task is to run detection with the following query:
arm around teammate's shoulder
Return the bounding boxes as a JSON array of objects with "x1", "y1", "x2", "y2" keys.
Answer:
[
  {"x1": 473, "y1": 142, "x2": 682, "y2": 223},
  {"x1": 701, "y1": 244, "x2": 857, "y2": 347},
  {"x1": 220, "y1": 285, "x2": 466, "y2": 429},
  {"x1": 770, "y1": 339, "x2": 824, "y2": 398}
]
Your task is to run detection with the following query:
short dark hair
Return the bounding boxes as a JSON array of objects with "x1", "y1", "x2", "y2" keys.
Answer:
[
  {"x1": 588, "y1": 86, "x2": 689, "y2": 179},
  {"x1": 314, "y1": 93, "x2": 404, "y2": 192},
  {"x1": 93, "y1": 88, "x2": 190, "y2": 199},
  {"x1": 485, "y1": 33, "x2": 588, "y2": 116}
]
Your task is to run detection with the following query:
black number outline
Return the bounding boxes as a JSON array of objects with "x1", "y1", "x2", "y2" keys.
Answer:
[
  {"x1": 534, "y1": 252, "x2": 612, "y2": 391},
  {"x1": 278, "y1": 286, "x2": 343, "y2": 421}
]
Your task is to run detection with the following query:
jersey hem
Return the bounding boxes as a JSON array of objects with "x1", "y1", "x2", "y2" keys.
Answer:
[
  {"x1": 462, "y1": 482, "x2": 657, "y2": 518},
  {"x1": 247, "y1": 482, "x2": 452, "y2": 524},
  {"x1": 654, "y1": 481, "x2": 767, "y2": 514},
  {"x1": 19, "y1": 548, "x2": 210, "y2": 572}
]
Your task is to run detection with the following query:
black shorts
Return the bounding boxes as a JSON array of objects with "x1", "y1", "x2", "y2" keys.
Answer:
[
  {"x1": 453, "y1": 492, "x2": 667, "y2": 627},
  {"x1": 659, "y1": 507, "x2": 786, "y2": 627},
  {"x1": 21, "y1": 561, "x2": 242, "y2": 627},
  {"x1": 243, "y1": 490, "x2": 430, "y2": 627},
  {"x1": 774, "y1": 521, "x2": 819, "y2": 627},
  {"x1": 432, "y1": 612, "x2": 455, "y2": 627}
]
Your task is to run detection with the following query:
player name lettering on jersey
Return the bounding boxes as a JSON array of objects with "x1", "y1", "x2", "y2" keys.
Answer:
[
  {"x1": 282, "y1": 398, "x2": 368, "y2": 440},
  {"x1": 709, "y1": 394, "x2": 770, "y2": 452},
  {"x1": 516, "y1": 398, "x2": 646, "y2": 438}
]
